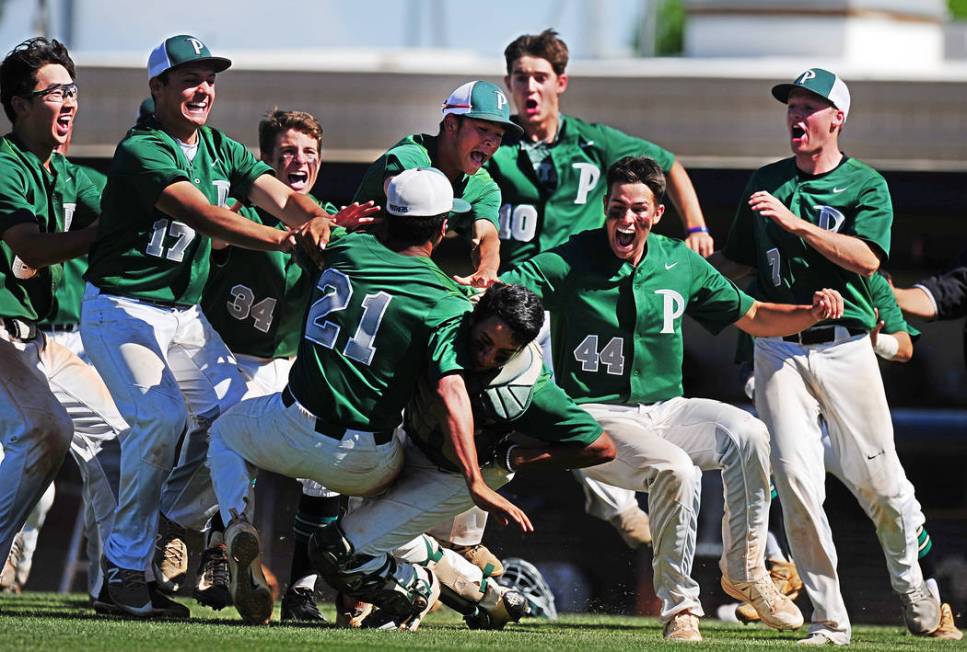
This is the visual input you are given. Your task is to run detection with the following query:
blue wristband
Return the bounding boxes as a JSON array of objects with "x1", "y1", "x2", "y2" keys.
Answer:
[{"x1": 687, "y1": 226, "x2": 710, "y2": 235}]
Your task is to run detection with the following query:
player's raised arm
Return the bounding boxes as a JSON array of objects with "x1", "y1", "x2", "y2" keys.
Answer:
[{"x1": 156, "y1": 180, "x2": 292, "y2": 252}]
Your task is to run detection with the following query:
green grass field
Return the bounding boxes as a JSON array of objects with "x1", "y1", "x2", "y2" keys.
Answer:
[{"x1": 1, "y1": 593, "x2": 961, "y2": 651}]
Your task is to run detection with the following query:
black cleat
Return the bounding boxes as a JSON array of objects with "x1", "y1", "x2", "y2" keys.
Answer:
[
  {"x1": 281, "y1": 586, "x2": 327, "y2": 623},
  {"x1": 193, "y1": 543, "x2": 231, "y2": 610}
]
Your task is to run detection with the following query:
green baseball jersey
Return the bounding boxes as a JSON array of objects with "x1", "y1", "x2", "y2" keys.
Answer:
[
  {"x1": 502, "y1": 229, "x2": 754, "y2": 404},
  {"x1": 486, "y1": 114, "x2": 675, "y2": 271},
  {"x1": 41, "y1": 165, "x2": 106, "y2": 327},
  {"x1": 86, "y1": 117, "x2": 272, "y2": 306},
  {"x1": 0, "y1": 134, "x2": 101, "y2": 322},
  {"x1": 868, "y1": 272, "x2": 919, "y2": 339},
  {"x1": 352, "y1": 133, "x2": 500, "y2": 237},
  {"x1": 406, "y1": 342, "x2": 603, "y2": 473},
  {"x1": 287, "y1": 230, "x2": 473, "y2": 432},
  {"x1": 723, "y1": 156, "x2": 893, "y2": 330},
  {"x1": 202, "y1": 196, "x2": 337, "y2": 359}
]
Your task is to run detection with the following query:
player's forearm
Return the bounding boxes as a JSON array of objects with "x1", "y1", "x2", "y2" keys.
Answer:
[
  {"x1": 472, "y1": 222, "x2": 501, "y2": 278},
  {"x1": 248, "y1": 175, "x2": 326, "y2": 228},
  {"x1": 508, "y1": 432, "x2": 615, "y2": 471},
  {"x1": 793, "y1": 222, "x2": 880, "y2": 276},
  {"x1": 435, "y1": 373, "x2": 485, "y2": 486},
  {"x1": 893, "y1": 286, "x2": 937, "y2": 320},
  {"x1": 4, "y1": 224, "x2": 98, "y2": 268},
  {"x1": 737, "y1": 301, "x2": 823, "y2": 338},
  {"x1": 275, "y1": 190, "x2": 330, "y2": 228},
  {"x1": 666, "y1": 161, "x2": 706, "y2": 230},
  {"x1": 189, "y1": 204, "x2": 289, "y2": 252}
]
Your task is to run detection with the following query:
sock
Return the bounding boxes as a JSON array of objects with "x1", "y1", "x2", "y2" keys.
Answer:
[
  {"x1": 917, "y1": 525, "x2": 937, "y2": 580},
  {"x1": 289, "y1": 493, "x2": 341, "y2": 589}
]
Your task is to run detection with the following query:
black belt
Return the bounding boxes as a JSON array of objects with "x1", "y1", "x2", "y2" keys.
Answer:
[
  {"x1": 783, "y1": 327, "x2": 865, "y2": 345},
  {"x1": 1, "y1": 317, "x2": 38, "y2": 341},
  {"x1": 281, "y1": 385, "x2": 394, "y2": 445},
  {"x1": 41, "y1": 323, "x2": 78, "y2": 333}
]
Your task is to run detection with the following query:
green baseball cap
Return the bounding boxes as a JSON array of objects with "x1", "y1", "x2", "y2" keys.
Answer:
[
  {"x1": 147, "y1": 34, "x2": 231, "y2": 80},
  {"x1": 442, "y1": 80, "x2": 523, "y2": 135},
  {"x1": 772, "y1": 68, "x2": 850, "y2": 118}
]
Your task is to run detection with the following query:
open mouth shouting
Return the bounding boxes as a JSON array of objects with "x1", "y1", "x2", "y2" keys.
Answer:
[
  {"x1": 613, "y1": 225, "x2": 637, "y2": 252},
  {"x1": 468, "y1": 149, "x2": 488, "y2": 168},
  {"x1": 55, "y1": 113, "x2": 72, "y2": 138},
  {"x1": 791, "y1": 124, "x2": 806, "y2": 145},
  {"x1": 286, "y1": 170, "x2": 310, "y2": 191}
]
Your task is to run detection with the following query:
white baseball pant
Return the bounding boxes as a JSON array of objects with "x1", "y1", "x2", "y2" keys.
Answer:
[
  {"x1": 233, "y1": 353, "x2": 338, "y2": 500},
  {"x1": 0, "y1": 326, "x2": 123, "y2": 572},
  {"x1": 579, "y1": 397, "x2": 772, "y2": 622},
  {"x1": 207, "y1": 389, "x2": 403, "y2": 527},
  {"x1": 81, "y1": 284, "x2": 247, "y2": 570},
  {"x1": 755, "y1": 332, "x2": 924, "y2": 645},
  {"x1": 339, "y1": 439, "x2": 512, "y2": 574}
]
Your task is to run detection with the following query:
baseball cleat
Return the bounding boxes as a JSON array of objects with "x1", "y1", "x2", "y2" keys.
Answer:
[
  {"x1": 736, "y1": 559, "x2": 803, "y2": 624},
  {"x1": 153, "y1": 513, "x2": 188, "y2": 594},
  {"x1": 899, "y1": 582, "x2": 942, "y2": 636},
  {"x1": 722, "y1": 573, "x2": 804, "y2": 631},
  {"x1": 663, "y1": 610, "x2": 702, "y2": 641},
  {"x1": 334, "y1": 593, "x2": 373, "y2": 628},
  {"x1": 281, "y1": 586, "x2": 327, "y2": 623},
  {"x1": 360, "y1": 568, "x2": 441, "y2": 632},
  {"x1": 147, "y1": 582, "x2": 190, "y2": 620},
  {"x1": 225, "y1": 513, "x2": 273, "y2": 625},
  {"x1": 102, "y1": 556, "x2": 153, "y2": 618},
  {"x1": 929, "y1": 603, "x2": 963, "y2": 640},
  {"x1": 193, "y1": 541, "x2": 231, "y2": 610},
  {"x1": 442, "y1": 542, "x2": 504, "y2": 578},
  {"x1": 609, "y1": 504, "x2": 652, "y2": 549},
  {"x1": 796, "y1": 633, "x2": 839, "y2": 646},
  {"x1": 0, "y1": 532, "x2": 24, "y2": 593}
]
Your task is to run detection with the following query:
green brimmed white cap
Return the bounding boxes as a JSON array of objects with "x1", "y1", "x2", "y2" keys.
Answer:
[
  {"x1": 772, "y1": 68, "x2": 850, "y2": 119},
  {"x1": 147, "y1": 34, "x2": 231, "y2": 80},
  {"x1": 386, "y1": 168, "x2": 472, "y2": 217},
  {"x1": 442, "y1": 80, "x2": 523, "y2": 135}
]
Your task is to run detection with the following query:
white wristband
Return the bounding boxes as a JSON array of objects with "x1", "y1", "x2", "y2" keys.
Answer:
[{"x1": 874, "y1": 333, "x2": 900, "y2": 360}]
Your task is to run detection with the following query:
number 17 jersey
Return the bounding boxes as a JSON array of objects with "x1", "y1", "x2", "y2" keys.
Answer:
[{"x1": 287, "y1": 231, "x2": 473, "y2": 432}]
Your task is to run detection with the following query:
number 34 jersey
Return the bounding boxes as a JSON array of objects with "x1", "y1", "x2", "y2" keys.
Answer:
[
  {"x1": 86, "y1": 117, "x2": 272, "y2": 306},
  {"x1": 201, "y1": 197, "x2": 336, "y2": 360},
  {"x1": 501, "y1": 229, "x2": 753, "y2": 405},
  {"x1": 287, "y1": 231, "x2": 473, "y2": 432}
]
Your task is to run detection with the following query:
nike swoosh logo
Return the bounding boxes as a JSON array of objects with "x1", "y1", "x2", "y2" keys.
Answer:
[
  {"x1": 867, "y1": 450, "x2": 885, "y2": 460},
  {"x1": 665, "y1": 262, "x2": 679, "y2": 270},
  {"x1": 833, "y1": 187, "x2": 848, "y2": 193}
]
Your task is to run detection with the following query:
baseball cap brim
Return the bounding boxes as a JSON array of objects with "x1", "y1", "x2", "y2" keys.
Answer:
[
  {"x1": 463, "y1": 111, "x2": 524, "y2": 136},
  {"x1": 161, "y1": 56, "x2": 232, "y2": 77},
  {"x1": 770, "y1": 83, "x2": 798, "y2": 104}
]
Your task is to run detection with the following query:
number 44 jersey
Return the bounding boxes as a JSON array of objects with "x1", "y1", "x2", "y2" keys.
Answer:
[
  {"x1": 287, "y1": 231, "x2": 473, "y2": 432},
  {"x1": 86, "y1": 116, "x2": 272, "y2": 306},
  {"x1": 501, "y1": 228, "x2": 754, "y2": 405}
]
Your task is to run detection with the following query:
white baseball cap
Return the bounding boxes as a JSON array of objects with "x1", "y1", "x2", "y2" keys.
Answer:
[{"x1": 386, "y1": 168, "x2": 471, "y2": 217}]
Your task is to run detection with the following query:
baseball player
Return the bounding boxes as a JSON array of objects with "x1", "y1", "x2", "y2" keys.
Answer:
[
  {"x1": 309, "y1": 282, "x2": 615, "y2": 631},
  {"x1": 199, "y1": 109, "x2": 353, "y2": 620},
  {"x1": 206, "y1": 168, "x2": 528, "y2": 625},
  {"x1": 718, "y1": 68, "x2": 941, "y2": 644},
  {"x1": 501, "y1": 156, "x2": 847, "y2": 641},
  {"x1": 0, "y1": 118, "x2": 117, "y2": 597},
  {"x1": 79, "y1": 34, "x2": 338, "y2": 618},
  {"x1": 485, "y1": 29, "x2": 712, "y2": 546},
  {"x1": 352, "y1": 79, "x2": 521, "y2": 288},
  {"x1": 0, "y1": 37, "x2": 125, "y2": 606}
]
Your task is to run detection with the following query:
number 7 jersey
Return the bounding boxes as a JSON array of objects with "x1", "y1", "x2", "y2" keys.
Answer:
[
  {"x1": 287, "y1": 231, "x2": 473, "y2": 432},
  {"x1": 86, "y1": 117, "x2": 272, "y2": 306}
]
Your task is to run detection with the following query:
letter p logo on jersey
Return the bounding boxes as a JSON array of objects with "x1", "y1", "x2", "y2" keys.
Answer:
[{"x1": 655, "y1": 289, "x2": 685, "y2": 334}]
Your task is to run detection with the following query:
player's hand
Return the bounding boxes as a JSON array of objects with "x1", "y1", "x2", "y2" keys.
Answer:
[
  {"x1": 685, "y1": 230, "x2": 714, "y2": 258},
  {"x1": 453, "y1": 267, "x2": 499, "y2": 289},
  {"x1": 293, "y1": 215, "x2": 333, "y2": 266},
  {"x1": 870, "y1": 308, "x2": 885, "y2": 347},
  {"x1": 331, "y1": 201, "x2": 380, "y2": 230},
  {"x1": 468, "y1": 479, "x2": 533, "y2": 533},
  {"x1": 810, "y1": 288, "x2": 844, "y2": 320},
  {"x1": 749, "y1": 191, "x2": 802, "y2": 233}
]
